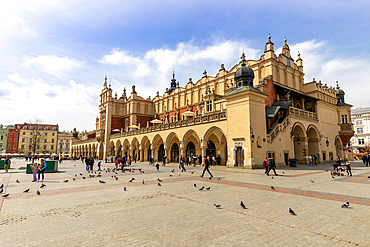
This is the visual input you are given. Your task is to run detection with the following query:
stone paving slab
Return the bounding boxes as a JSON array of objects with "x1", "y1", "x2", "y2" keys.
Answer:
[{"x1": 1, "y1": 159, "x2": 370, "y2": 246}]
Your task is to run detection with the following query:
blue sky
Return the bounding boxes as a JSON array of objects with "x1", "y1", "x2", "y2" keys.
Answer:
[{"x1": 1, "y1": 0, "x2": 369, "y2": 131}]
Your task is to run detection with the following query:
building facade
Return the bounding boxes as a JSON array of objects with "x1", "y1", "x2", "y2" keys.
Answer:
[
  {"x1": 71, "y1": 36, "x2": 354, "y2": 168},
  {"x1": 349, "y1": 107, "x2": 370, "y2": 153},
  {"x1": 0, "y1": 125, "x2": 12, "y2": 153},
  {"x1": 18, "y1": 123, "x2": 59, "y2": 156},
  {"x1": 58, "y1": 131, "x2": 81, "y2": 156},
  {"x1": 6, "y1": 126, "x2": 20, "y2": 154}
]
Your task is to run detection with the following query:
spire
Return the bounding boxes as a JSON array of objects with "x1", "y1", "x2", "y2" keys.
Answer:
[
  {"x1": 298, "y1": 51, "x2": 300, "y2": 58},
  {"x1": 172, "y1": 69, "x2": 175, "y2": 79},
  {"x1": 336, "y1": 81, "x2": 340, "y2": 89},
  {"x1": 284, "y1": 36, "x2": 287, "y2": 44},
  {"x1": 169, "y1": 69, "x2": 177, "y2": 94},
  {"x1": 241, "y1": 53, "x2": 246, "y2": 67},
  {"x1": 268, "y1": 33, "x2": 271, "y2": 41},
  {"x1": 104, "y1": 75, "x2": 107, "y2": 88}
]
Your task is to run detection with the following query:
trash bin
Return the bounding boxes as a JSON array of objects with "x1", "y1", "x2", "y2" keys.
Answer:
[
  {"x1": 289, "y1": 159, "x2": 297, "y2": 167},
  {"x1": 0, "y1": 160, "x2": 5, "y2": 169},
  {"x1": 26, "y1": 160, "x2": 58, "y2": 174}
]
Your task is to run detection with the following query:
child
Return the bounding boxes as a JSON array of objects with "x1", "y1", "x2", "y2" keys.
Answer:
[
  {"x1": 31, "y1": 163, "x2": 38, "y2": 182},
  {"x1": 155, "y1": 163, "x2": 160, "y2": 172}
]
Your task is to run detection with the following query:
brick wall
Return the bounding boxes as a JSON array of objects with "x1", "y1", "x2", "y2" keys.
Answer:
[{"x1": 261, "y1": 77, "x2": 276, "y2": 107}]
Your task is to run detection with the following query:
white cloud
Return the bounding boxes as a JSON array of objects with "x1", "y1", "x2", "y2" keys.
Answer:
[
  {"x1": 0, "y1": 74, "x2": 99, "y2": 132},
  {"x1": 22, "y1": 55, "x2": 83, "y2": 77},
  {"x1": 101, "y1": 40, "x2": 259, "y2": 97}
]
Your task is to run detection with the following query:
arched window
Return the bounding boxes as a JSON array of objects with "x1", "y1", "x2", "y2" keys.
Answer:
[
  {"x1": 206, "y1": 140, "x2": 216, "y2": 156},
  {"x1": 171, "y1": 143, "x2": 179, "y2": 162},
  {"x1": 186, "y1": 141, "x2": 196, "y2": 156}
]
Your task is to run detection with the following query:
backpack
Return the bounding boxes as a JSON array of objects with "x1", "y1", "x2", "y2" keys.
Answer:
[{"x1": 262, "y1": 160, "x2": 267, "y2": 166}]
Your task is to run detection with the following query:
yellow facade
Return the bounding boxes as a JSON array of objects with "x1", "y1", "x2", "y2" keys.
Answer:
[{"x1": 71, "y1": 36, "x2": 354, "y2": 168}]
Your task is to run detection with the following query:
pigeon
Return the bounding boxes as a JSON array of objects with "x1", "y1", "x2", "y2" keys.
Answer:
[
  {"x1": 171, "y1": 169, "x2": 175, "y2": 172},
  {"x1": 0, "y1": 188, "x2": 3, "y2": 193},
  {"x1": 63, "y1": 180, "x2": 68, "y2": 183},
  {"x1": 2, "y1": 194, "x2": 9, "y2": 197},
  {"x1": 97, "y1": 175, "x2": 101, "y2": 177},
  {"x1": 326, "y1": 170, "x2": 328, "y2": 172},
  {"x1": 75, "y1": 174, "x2": 77, "y2": 177},
  {"x1": 157, "y1": 183, "x2": 162, "y2": 186},
  {"x1": 240, "y1": 201, "x2": 246, "y2": 209},
  {"x1": 123, "y1": 187, "x2": 127, "y2": 191},
  {"x1": 214, "y1": 204, "x2": 221, "y2": 208},
  {"x1": 129, "y1": 178, "x2": 134, "y2": 183},
  {"x1": 169, "y1": 175, "x2": 172, "y2": 177},
  {"x1": 282, "y1": 171, "x2": 285, "y2": 174},
  {"x1": 310, "y1": 180, "x2": 314, "y2": 183},
  {"x1": 194, "y1": 184, "x2": 197, "y2": 187},
  {"x1": 271, "y1": 177, "x2": 274, "y2": 179},
  {"x1": 271, "y1": 186, "x2": 275, "y2": 190},
  {"x1": 157, "y1": 178, "x2": 162, "y2": 182},
  {"x1": 40, "y1": 183, "x2": 46, "y2": 188},
  {"x1": 37, "y1": 190, "x2": 41, "y2": 195},
  {"x1": 23, "y1": 188, "x2": 30, "y2": 193},
  {"x1": 342, "y1": 202, "x2": 350, "y2": 208},
  {"x1": 289, "y1": 208, "x2": 296, "y2": 215},
  {"x1": 199, "y1": 186, "x2": 204, "y2": 191},
  {"x1": 217, "y1": 178, "x2": 221, "y2": 180},
  {"x1": 73, "y1": 178, "x2": 76, "y2": 181},
  {"x1": 191, "y1": 172, "x2": 194, "y2": 174},
  {"x1": 368, "y1": 176, "x2": 370, "y2": 178},
  {"x1": 82, "y1": 176, "x2": 86, "y2": 179},
  {"x1": 115, "y1": 177, "x2": 118, "y2": 180},
  {"x1": 332, "y1": 176, "x2": 335, "y2": 179},
  {"x1": 80, "y1": 173, "x2": 83, "y2": 176},
  {"x1": 0, "y1": 184, "x2": 3, "y2": 189},
  {"x1": 206, "y1": 187, "x2": 210, "y2": 190},
  {"x1": 142, "y1": 180, "x2": 145, "y2": 184},
  {"x1": 16, "y1": 179, "x2": 20, "y2": 183},
  {"x1": 99, "y1": 180, "x2": 106, "y2": 183}
]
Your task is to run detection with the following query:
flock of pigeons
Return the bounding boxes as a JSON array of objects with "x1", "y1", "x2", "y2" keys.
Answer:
[{"x1": 0, "y1": 165, "x2": 352, "y2": 215}]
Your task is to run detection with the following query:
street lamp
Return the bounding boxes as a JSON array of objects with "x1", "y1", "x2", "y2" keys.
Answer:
[{"x1": 297, "y1": 134, "x2": 301, "y2": 145}]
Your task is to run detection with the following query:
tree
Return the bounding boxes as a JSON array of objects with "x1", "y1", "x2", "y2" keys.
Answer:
[{"x1": 27, "y1": 118, "x2": 43, "y2": 164}]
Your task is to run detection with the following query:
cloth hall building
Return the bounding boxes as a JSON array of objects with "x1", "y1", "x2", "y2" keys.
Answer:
[{"x1": 70, "y1": 36, "x2": 354, "y2": 168}]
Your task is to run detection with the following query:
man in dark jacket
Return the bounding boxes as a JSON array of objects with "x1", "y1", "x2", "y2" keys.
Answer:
[
  {"x1": 201, "y1": 156, "x2": 213, "y2": 178},
  {"x1": 266, "y1": 157, "x2": 277, "y2": 176}
]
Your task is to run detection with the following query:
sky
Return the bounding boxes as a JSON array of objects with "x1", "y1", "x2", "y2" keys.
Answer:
[{"x1": 0, "y1": 0, "x2": 369, "y2": 132}]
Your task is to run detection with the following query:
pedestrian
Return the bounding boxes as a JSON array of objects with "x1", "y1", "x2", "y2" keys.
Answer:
[
  {"x1": 128, "y1": 155, "x2": 131, "y2": 166},
  {"x1": 4, "y1": 158, "x2": 10, "y2": 173},
  {"x1": 201, "y1": 156, "x2": 213, "y2": 178},
  {"x1": 115, "y1": 158, "x2": 119, "y2": 170},
  {"x1": 90, "y1": 157, "x2": 94, "y2": 171},
  {"x1": 155, "y1": 163, "x2": 160, "y2": 171},
  {"x1": 197, "y1": 155, "x2": 202, "y2": 166},
  {"x1": 346, "y1": 161, "x2": 352, "y2": 176},
  {"x1": 163, "y1": 155, "x2": 167, "y2": 167},
  {"x1": 263, "y1": 157, "x2": 269, "y2": 175},
  {"x1": 193, "y1": 155, "x2": 197, "y2": 167},
  {"x1": 308, "y1": 155, "x2": 313, "y2": 166},
  {"x1": 313, "y1": 155, "x2": 317, "y2": 165},
  {"x1": 266, "y1": 157, "x2": 277, "y2": 176},
  {"x1": 85, "y1": 157, "x2": 90, "y2": 171},
  {"x1": 366, "y1": 155, "x2": 370, "y2": 167},
  {"x1": 31, "y1": 163, "x2": 38, "y2": 182},
  {"x1": 180, "y1": 155, "x2": 186, "y2": 172},
  {"x1": 38, "y1": 159, "x2": 47, "y2": 182},
  {"x1": 134, "y1": 154, "x2": 137, "y2": 163},
  {"x1": 97, "y1": 161, "x2": 101, "y2": 171},
  {"x1": 186, "y1": 155, "x2": 190, "y2": 166}
]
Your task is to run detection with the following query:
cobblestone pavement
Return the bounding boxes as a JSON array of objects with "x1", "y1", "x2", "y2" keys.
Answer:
[{"x1": 1, "y1": 159, "x2": 370, "y2": 246}]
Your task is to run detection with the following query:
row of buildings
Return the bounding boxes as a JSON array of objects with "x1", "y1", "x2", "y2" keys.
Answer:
[
  {"x1": 0, "y1": 124, "x2": 77, "y2": 156},
  {"x1": 70, "y1": 36, "x2": 355, "y2": 167},
  {"x1": 349, "y1": 107, "x2": 370, "y2": 154}
]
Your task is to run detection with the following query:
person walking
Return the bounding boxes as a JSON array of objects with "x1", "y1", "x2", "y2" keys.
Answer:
[
  {"x1": 4, "y1": 158, "x2": 10, "y2": 173},
  {"x1": 31, "y1": 163, "x2": 38, "y2": 182},
  {"x1": 192, "y1": 155, "x2": 197, "y2": 167},
  {"x1": 308, "y1": 155, "x2": 313, "y2": 166},
  {"x1": 162, "y1": 155, "x2": 167, "y2": 167},
  {"x1": 186, "y1": 155, "x2": 190, "y2": 166},
  {"x1": 198, "y1": 155, "x2": 202, "y2": 166},
  {"x1": 89, "y1": 157, "x2": 94, "y2": 171},
  {"x1": 266, "y1": 157, "x2": 277, "y2": 176},
  {"x1": 313, "y1": 155, "x2": 317, "y2": 166},
  {"x1": 180, "y1": 155, "x2": 186, "y2": 172},
  {"x1": 97, "y1": 161, "x2": 101, "y2": 171},
  {"x1": 201, "y1": 156, "x2": 213, "y2": 178},
  {"x1": 263, "y1": 157, "x2": 269, "y2": 175},
  {"x1": 38, "y1": 159, "x2": 47, "y2": 182},
  {"x1": 134, "y1": 154, "x2": 137, "y2": 163},
  {"x1": 85, "y1": 157, "x2": 90, "y2": 171},
  {"x1": 346, "y1": 161, "x2": 352, "y2": 176}
]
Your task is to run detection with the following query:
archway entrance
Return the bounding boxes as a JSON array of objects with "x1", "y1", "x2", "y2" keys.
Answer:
[
  {"x1": 171, "y1": 143, "x2": 179, "y2": 162},
  {"x1": 158, "y1": 144, "x2": 165, "y2": 162},
  {"x1": 186, "y1": 142, "x2": 195, "y2": 156},
  {"x1": 206, "y1": 140, "x2": 216, "y2": 157},
  {"x1": 335, "y1": 137, "x2": 343, "y2": 159},
  {"x1": 293, "y1": 124, "x2": 306, "y2": 163},
  {"x1": 308, "y1": 127, "x2": 320, "y2": 163}
]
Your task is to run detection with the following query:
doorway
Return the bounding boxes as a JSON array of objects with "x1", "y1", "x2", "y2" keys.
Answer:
[{"x1": 235, "y1": 147, "x2": 244, "y2": 167}]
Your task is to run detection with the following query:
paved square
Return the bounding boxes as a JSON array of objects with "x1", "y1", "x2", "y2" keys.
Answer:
[{"x1": 1, "y1": 160, "x2": 370, "y2": 246}]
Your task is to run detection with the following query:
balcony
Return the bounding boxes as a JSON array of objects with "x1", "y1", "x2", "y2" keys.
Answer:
[{"x1": 289, "y1": 107, "x2": 317, "y2": 120}]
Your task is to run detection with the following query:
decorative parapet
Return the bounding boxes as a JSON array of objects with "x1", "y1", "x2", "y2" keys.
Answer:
[{"x1": 289, "y1": 107, "x2": 317, "y2": 119}]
